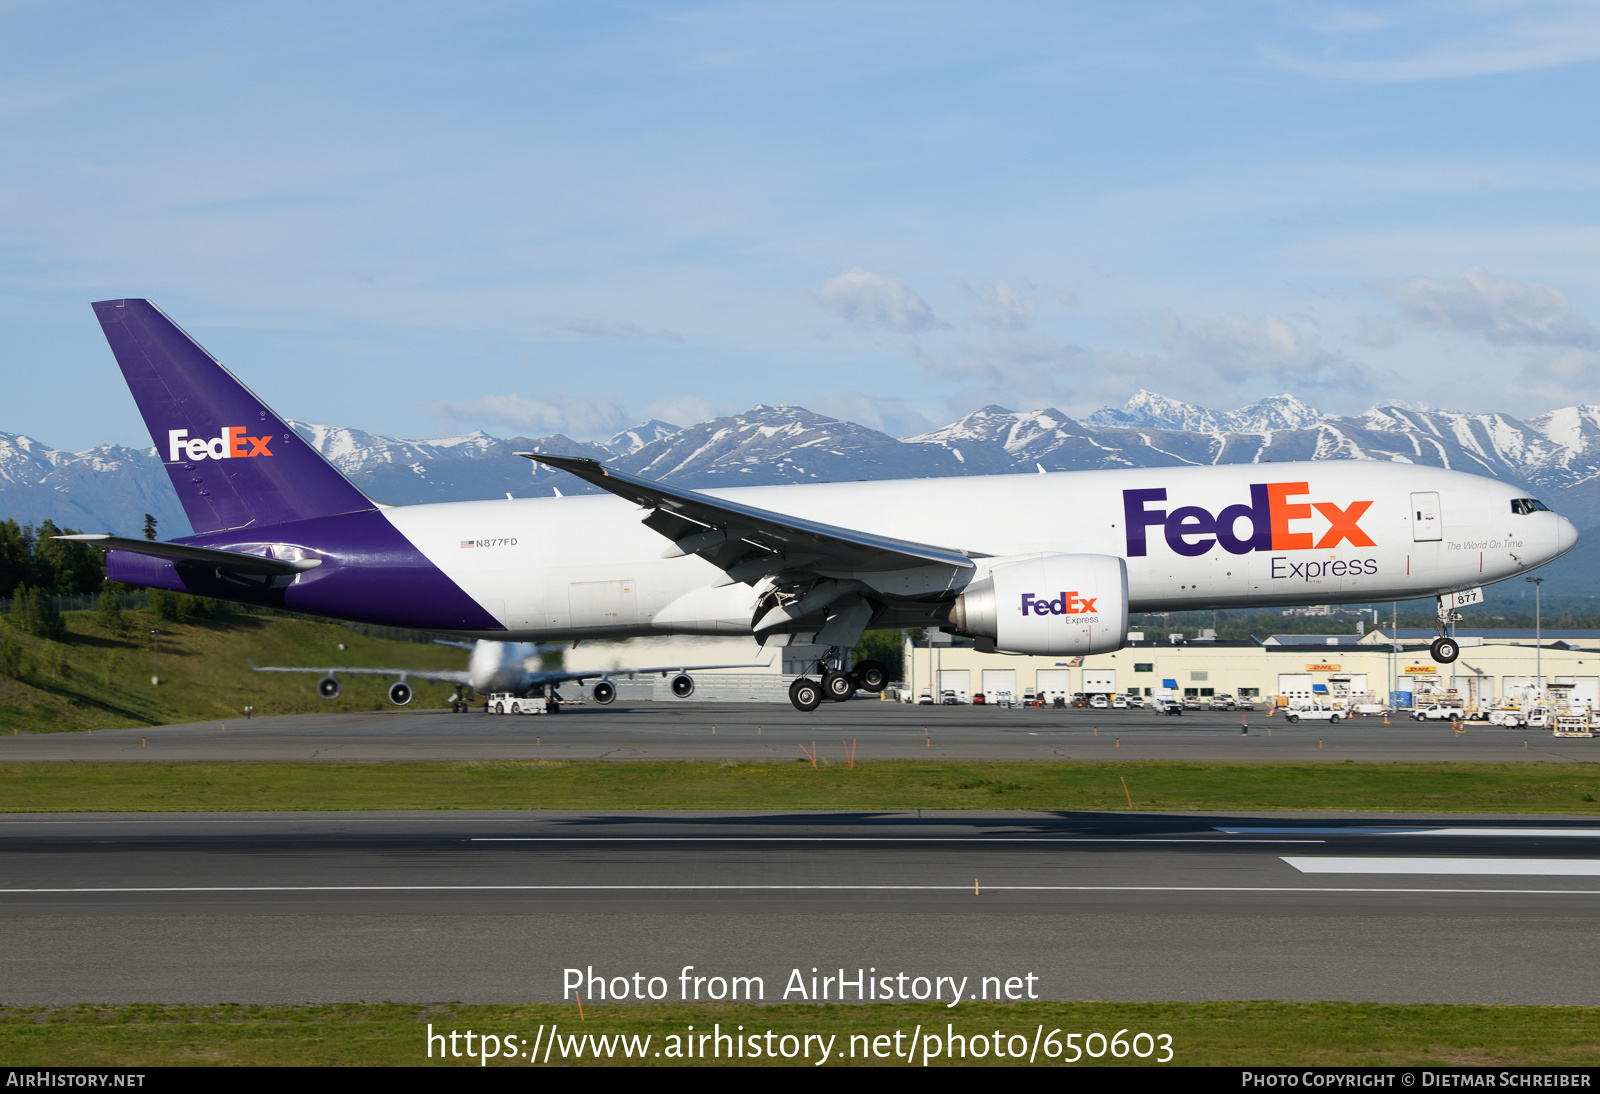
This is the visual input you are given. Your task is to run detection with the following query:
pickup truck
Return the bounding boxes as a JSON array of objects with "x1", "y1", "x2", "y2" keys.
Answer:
[{"x1": 1411, "y1": 704, "x2": 1467, "y2": 722}]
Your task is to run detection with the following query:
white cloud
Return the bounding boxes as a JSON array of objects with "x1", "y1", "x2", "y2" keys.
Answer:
[
  {"x1": 911, "y1": 311, "x2": 1366, "y2": 419},
  {"x1": 1266, "y1": 1, "x2": 1600, "y2": 82},
  {"x1": 1371, "y1": 266, "x2": 1598, "y2": 347},
  {"x1": 806, "y1": 391, "x2": 947, "y2": 438},
  {"x1": 1358, "y1": 317, "x2": 1400, "y2": 347},
  {"x1": 958, "y1": 279, "x2": 1037, "y2": 331},
  {"x1": 1150, "y1": 310, "x2": 1359, "y2": 389},
  {"x1": 641, "y1": 394, "x2": 721, "y2": 428},
  {"x1": 433, "y1": 391, "x2": 634, "y2": 439},
  {"x1": 811, "y1": 267, "x2": 938, "y2": 332},
  {"x1": 913, "y1": 334, "x2": 1160, "y2": 417},
  {"x1": 563, "y1": 320, "x2": 684, "y2": 344},
  {"x1": 1506, "y1": 347, "x2": 1600, "y2": 407}
]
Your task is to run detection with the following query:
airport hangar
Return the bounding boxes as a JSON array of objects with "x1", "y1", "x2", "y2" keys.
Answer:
[{"x1": 555, "y1": 628, "x2": 1600, "y2": 709}]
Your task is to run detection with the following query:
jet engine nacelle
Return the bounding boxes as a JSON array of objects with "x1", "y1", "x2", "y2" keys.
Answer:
[
  {"x1": 948, "y1": 552, "x2": 1128, "y2": 656},
  {"x1": 318, "y1": 675, "x2": 341, "y2": 700}
]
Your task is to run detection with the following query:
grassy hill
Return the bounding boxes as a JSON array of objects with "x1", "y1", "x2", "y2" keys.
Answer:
[{"x1": 0, "y1": 608, "x2": 471, "y2": 734}]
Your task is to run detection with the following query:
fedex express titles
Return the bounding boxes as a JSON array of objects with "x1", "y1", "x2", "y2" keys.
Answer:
[{"x1": 1124, "y1": 481, "x2": 1379, "y2": 582}]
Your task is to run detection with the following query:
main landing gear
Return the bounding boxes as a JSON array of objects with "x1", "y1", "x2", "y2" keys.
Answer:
[{"x1": 787, "y1": 650, "x2": 889, "y2": 712}]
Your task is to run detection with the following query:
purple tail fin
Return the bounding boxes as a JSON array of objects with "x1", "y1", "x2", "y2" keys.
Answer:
[{"x1": 92, "y1": 300, "x2": 374, "y2": 534}]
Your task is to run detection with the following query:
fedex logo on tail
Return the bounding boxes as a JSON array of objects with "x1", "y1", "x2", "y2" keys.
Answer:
[
  {"x1": 1123, "y1": 482, "x2": 1374, "y2": 558},
  {"x1": 1021, "y1": 591, "x2": 1097, "y2": 616},
  {"x1": 167, "y1": 428, "x2": 273, "y2": 463}
]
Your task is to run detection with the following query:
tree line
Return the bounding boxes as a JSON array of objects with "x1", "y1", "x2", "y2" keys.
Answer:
[{"x1": 0, "y1": 519, "x2": 107, "y2": 599}]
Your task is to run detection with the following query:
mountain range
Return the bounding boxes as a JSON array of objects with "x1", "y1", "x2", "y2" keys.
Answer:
[{"x1": 7, "y1": 390, "x2": 1600, "y2": 544}]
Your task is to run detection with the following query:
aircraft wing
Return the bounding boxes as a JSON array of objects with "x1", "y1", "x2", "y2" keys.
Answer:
[
  {"x1": 526, "y1": 658, "x2": 774, "y2": 688},
  {"x1": 516, "y1": 453, "x2": 978, "y2": 583},
  {"x1": 248, "y1": 660, "x2": 470, "y2": 685},
  {"x1": 55, "y1": 535, "x2": 322, "y2": 577}
]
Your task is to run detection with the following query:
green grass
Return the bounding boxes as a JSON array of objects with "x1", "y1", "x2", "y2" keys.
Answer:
[
  {"x1": 3, "y1": 1001, "x2": 1597, "y2": 1067},
  {"x1": 4, "y1": 759, "x2": 1600, "y2": 812},
  {"x1": 0, "y1": 610, "x2": 469, "y2": 734}
]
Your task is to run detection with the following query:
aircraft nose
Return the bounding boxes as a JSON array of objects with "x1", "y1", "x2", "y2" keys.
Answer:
[{"x1": 1556, "y1": 513, "x2": 1579, "y2": 558}]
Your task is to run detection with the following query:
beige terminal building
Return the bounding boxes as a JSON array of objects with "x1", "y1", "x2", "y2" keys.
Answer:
[
  {"x1": 903, "y1": 629, "x2": 1600, "y2": 709},
  {"x1": 560, "y1": 628, "x2": 1600, "y2": 709}
]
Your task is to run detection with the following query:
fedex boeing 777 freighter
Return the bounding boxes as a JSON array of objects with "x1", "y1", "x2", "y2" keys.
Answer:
[{"x1": 63, "y1": 300, "x2": 1579, "y2": 712}]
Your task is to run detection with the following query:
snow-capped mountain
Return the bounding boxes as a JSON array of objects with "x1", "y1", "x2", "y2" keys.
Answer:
[
  {"x1": 12, "y1": 394, "x2": 1600, "y2": 539},
  {"x1": 1085, "y1": 390, "x2": 1327, "y2": 433},
  {"x1": 604, "y1": 420, "x2": 682, "y2": 456},
  {"x1": 0, "y1": 433, "x2": 186, "y2": 537},
  {"x1": 621, "y1": 405, "x2": 954, "y2": 483}
]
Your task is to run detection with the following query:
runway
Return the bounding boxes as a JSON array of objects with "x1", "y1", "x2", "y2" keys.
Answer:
[
  {"x1": 5, "y1": 809, "x2": 1600, "y2": 1005},
  {"x1": 3, "y1": 701, "x2": 1594, "y2": 762}
]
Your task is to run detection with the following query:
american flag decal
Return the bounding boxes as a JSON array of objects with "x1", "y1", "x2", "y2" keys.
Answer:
[{"x1": 460, "y1": 540, "x2": 474, "y2": 548}]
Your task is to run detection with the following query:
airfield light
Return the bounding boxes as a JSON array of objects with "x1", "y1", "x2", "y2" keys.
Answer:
[{"x1": 1526, "y1": 577, "x2": 1544, "y2": 691}]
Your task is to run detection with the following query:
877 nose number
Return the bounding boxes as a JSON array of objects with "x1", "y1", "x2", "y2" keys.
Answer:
[{"x1": 1048, "y1": 1029, "x2": 1174, "y2": 1062}]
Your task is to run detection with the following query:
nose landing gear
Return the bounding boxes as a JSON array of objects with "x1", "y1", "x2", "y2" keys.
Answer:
[{"x1": 1432, "y1": 595, "x2": 1463, "y2": 664}]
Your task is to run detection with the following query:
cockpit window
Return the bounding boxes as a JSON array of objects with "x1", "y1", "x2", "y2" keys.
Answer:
[{"x1": 1511, "y1": 498, "x2": 1550, "y2": 515}]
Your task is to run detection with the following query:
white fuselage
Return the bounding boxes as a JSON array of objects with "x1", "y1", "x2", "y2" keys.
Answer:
[{"x1": 379, "y1": 461, "x2": 1577, "y2": 641}]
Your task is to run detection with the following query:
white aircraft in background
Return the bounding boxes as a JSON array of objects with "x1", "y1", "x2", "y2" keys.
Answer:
[
  {"x1": 250, "y1": 639, "x2": 767, "y2": 711},
  {"x1": 66, "y1": 300, "x2": 1581, "y2": 714}
]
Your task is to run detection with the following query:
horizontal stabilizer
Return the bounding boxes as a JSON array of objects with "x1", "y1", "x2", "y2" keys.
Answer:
[{"x1": 54, "y1": 534, "x2": 322, "y2": 576}]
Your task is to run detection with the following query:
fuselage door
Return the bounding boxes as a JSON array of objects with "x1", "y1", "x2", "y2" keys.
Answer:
[{"x1": 1410, "y1": 492, "x2": 1442, "y2": 542}]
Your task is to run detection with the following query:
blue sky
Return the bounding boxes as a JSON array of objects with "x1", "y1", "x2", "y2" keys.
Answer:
[{"x1": 6, "y1": 0, "x2": 1600, "y2": 450}]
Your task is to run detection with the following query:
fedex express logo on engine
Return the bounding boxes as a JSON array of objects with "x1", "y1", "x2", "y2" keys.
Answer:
[
  {"x1": 1123, "y1": 482, "x2": 1374, "y2": 558},
  {"x1": 1021, "y1": 591, "x2": 1097, "y2": 616},
  {"x1": 167, "y1": 428, "x2": 273, "y2": 463}
]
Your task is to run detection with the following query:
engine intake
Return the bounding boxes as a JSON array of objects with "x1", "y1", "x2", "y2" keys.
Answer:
[{"x1": 948, "y1": 553, "x2": 1128, "y2": 655}]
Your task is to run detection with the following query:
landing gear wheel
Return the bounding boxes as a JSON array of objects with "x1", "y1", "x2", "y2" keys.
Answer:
[
  {"x1": 789, "y1": 677, "x2": 822, "y2": 712},
  {"x1": 1431, "y1": 636, "x2": 1460, "y2": 663},
  {"x1": 823, "y1": 669, "x2": 856, "y2": 702},
  {"x1": 853, "y1": 660, "x2": 888, "y2": 693}
]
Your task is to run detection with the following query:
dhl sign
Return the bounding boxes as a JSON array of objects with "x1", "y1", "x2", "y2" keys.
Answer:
[{"x1": 1306, "y1": 664, "x2": 1340, "y2": 672}]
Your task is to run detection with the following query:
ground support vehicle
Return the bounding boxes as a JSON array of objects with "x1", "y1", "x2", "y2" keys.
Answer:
[
  {"x1": 1152, "y1": 698, "x2": 1184, "y2": 716},
  {"x1": 1411, "y1": 704, "x2": 1467, "y2": 722},
  {"x1": 1284, "y1": 702, "x2": 1343, "y2": 724},
  {"x1": 486, "y1": 694, "x2": 555, "y2": 715},
  {"x1": 1554, "y1": 710, "x2": 1593, "y2": 737}
]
